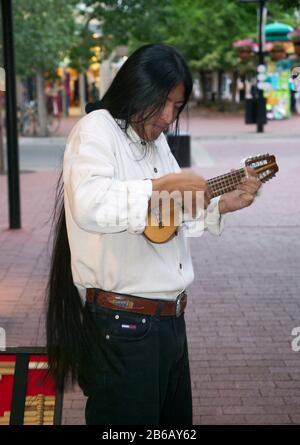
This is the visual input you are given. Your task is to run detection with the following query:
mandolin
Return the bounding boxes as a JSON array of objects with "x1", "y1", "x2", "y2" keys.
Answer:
[{"x1": 143, "y1": 153, "x2": 278, "y2": 244}]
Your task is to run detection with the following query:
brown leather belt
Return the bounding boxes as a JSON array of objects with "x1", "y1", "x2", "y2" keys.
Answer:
[{"x1": 86, "y1": 288, "x2": 187, "y2": 317}]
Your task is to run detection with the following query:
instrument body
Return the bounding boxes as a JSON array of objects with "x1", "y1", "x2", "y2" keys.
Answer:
[{"x1": 143, "y1": 154, "x2": 278, "y2": 244}]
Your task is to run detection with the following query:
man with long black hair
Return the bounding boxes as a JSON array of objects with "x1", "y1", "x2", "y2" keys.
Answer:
[{"x1": 46, "y1": 43, "x2": 261, "y2": 425}]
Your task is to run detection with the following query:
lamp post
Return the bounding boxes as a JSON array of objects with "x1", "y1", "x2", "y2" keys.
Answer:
[
  {"x1": 238, "y1": 0, "x2": 268, "y2": 133},
  {"x1": 1, "y1": 0, "x2": 21, "y2": 228}
]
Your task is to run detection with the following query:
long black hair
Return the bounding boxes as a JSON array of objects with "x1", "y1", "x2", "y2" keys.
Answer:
[
  {"x1": 46, "y1": 43, "x2": 193, "y2": 390},
  {"x1": 86, "y1": 43, "x2": 193, "y2": 139}
]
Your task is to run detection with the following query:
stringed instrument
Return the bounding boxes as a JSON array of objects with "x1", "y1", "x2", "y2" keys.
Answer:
[{"x1": 143, "y1": 153, "x2": 278, "y2": 244}]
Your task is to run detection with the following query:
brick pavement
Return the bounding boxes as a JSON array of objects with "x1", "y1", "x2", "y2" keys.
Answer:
[
  {"x1": 189, "y1": 138, "x2": 300, "y2": 424},
  {"x1": 55, "y1": 107, "x2": 300, "y2": 139},
  {"x1": 181, "y1": 105, "x2": 300, "y2": 138},
  {"x1": 0, "y1": 169, "x2": 87, "y2": 425},
  {"x1": 1, "y1": 110, "x2": 300, "y2": 424}
]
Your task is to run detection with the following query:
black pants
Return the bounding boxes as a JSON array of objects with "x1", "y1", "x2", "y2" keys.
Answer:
[{"x1": 79, "y1": 303, "x2": 193, "y2": 425}]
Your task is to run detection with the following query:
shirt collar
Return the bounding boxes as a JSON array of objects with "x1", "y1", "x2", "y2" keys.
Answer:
[
  {"x1": 126, "y1": 124, "x2": 146, "y2": 145},
  {"x1": 116, "y1": 119, "x2": 159, "y2": 152}
]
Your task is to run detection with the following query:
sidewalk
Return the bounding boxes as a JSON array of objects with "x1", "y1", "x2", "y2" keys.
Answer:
[
  {"x1": 1, "y1": 110, "x2": 300, "y2": 425},
  {"x1": 0, "y1": 170, "x2": 87, "y2": 424},
  {"x1": 181, "y1": 105, "x2": 300, "y2": 138},
  {"x1": 36, "y1": 107, "x2": 300, "y2": 140},
  {"x1": 55, "y1": 116, "x2": 80, "y2": 138}
]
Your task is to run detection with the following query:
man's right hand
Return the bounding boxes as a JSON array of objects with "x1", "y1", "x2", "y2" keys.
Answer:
[{"x1": 151, "y1": 171, "x2": 211, "y2": 218}]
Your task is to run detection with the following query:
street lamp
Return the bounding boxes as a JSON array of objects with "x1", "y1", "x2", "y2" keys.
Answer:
[
  {"x1": 238, "y1": 0, "x2": 268, "y2": 133},
  {"x1": 1, "y1": 0, "x2": 21, "y2": 228}
]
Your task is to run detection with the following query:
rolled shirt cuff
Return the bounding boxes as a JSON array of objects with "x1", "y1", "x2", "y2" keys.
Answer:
[
  {"x1": 127, "y1": 179, "x2": 153, "y2": 234},
  {"x1": 204, "y1": 196, "x2": 225, "y2": 236}
]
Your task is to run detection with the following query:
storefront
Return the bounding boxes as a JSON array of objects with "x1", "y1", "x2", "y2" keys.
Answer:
[{"x1": 264, "y1": 23, "x2": 294, "y2": 120}]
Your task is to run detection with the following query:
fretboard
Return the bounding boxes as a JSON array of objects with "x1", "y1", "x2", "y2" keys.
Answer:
[{"x1": 207, "y1": 168, "x2": 246, "y2": 198}]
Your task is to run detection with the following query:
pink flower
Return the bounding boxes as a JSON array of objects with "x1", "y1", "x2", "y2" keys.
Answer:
[
  {"x1": 232, "y1": 39, "x2": 256, "y2": 49},
  {"x1": 288, "y1": 28, "x2": 300, "y2": 41}
]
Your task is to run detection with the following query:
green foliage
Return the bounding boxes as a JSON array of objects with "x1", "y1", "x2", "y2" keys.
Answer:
[
  {"x1": 68, "y1": 25, "x2": 98, "y2": 72},
  {"x1": 267, "y1": 1, "x2": 298, "y2": 26},
  {"x1": 87, "y1": 0, "x2": 258, "y2": 71},
  {"x1": 162, "y1": 0, "x2": 258, "y2": 71},
  {"x1": 277, "y1": 0, "x2": 300, "y2": 8},
  {"x1": 13, "y1": 0, "x2": 78, "y2": 76},
  {"x1": 86, "y1": 0, "x2": 299, "y2": 73},
  {"x1": 13, "y1": 0, "x2": 299, "y2": 77}
]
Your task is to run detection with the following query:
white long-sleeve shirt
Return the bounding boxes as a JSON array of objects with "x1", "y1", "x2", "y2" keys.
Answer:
[{"x1": 63, "y1": 109, "x2": 225, "y2": 301}]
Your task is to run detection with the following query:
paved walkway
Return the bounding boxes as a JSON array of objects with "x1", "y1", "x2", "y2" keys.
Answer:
[
  {"x1": 180, "y1": 106, "x2": 300, "y2": 138},
  {"x1": 23, "y1": 106, "x2": 300, "y2": 140},
  {"x1": 1, "y1": 110, "x2": 300, "y2": 424}
]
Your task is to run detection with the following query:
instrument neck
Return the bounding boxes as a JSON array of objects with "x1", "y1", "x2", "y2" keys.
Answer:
[{"x1": 207, "y1": 168, "x2": 246, "y2": 198}]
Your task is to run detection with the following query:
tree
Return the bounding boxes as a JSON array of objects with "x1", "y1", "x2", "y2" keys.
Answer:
[
  {"x1": 82, "y1": 0, "x2": 299, "y2": 103},
  {"x1": 13, "y1": 0, "x2": 78, "y2": 135},
  {"x1": 68, "y1": 24, "x2": 100, "y2": 115},
  {"x1": 87, "y1": 0, "x2": 258, "y2": 102},
  {"x1": 278, "y1": 0, "x2": 300, "y2": 8}
]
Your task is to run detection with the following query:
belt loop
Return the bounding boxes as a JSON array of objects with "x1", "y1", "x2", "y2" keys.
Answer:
[
  {"x1": 155, "y1": 300, "x2": 165, "y2": 317},
  {"x1": 90, "y1": 289, "x2": 98, "y2": 313}
]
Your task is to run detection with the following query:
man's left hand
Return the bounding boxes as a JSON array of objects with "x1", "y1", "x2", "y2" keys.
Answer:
[{"x1": 218, "y1": 167, "x2": 262, "y2": 214}]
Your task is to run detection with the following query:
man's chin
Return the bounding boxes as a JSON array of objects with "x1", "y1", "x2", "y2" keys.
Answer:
[{"x1": 149, "y1": 128, "x2": 164, "y2": 141}]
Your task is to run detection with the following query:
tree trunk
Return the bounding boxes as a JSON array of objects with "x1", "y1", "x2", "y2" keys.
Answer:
[
  {"x1": 16, "y1": 76, "x2": 23, "y2": 109},
  {"x1": 36, "y1": 69, "x2": 48, "y2": 136},
  {"x1": 231, "y1": 70, "x2": 238, "y2": 104},
  {"x1": 217, "y1": 70, "x2": 223, "y2": 101},
  {"x1": 211, "y1": 71, "x2": 218, "y2": 102},
  {"x1": 199, "y1": 71, "x2": 208, "y2": 103},
  {"x1": 79, "y1": 73, "x2": 86, "y2": 117}
]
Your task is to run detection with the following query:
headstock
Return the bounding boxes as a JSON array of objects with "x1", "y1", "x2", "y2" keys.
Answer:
[{"x1": 244, "y1": 153, "x2": 278, "y2": 183}]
